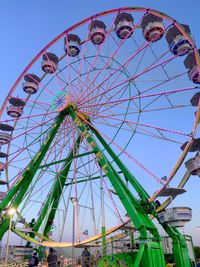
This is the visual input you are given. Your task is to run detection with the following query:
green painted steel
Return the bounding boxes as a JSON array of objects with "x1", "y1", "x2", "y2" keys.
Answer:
[
  {"x1": 68, "y1": 106, "x2": 166, "y2": 267},
  {"x1": 133, "y1": 243, "x2": 145, "y2": 267},
  {"x1": 65, "y1": 171, "x2": 122, "y2": 186},
  {"x1": 130, "y1": 232, "x2": 135, "y2": 249},
  {"x1": 141, "y1": 241, "x2": 166, "y2": 267},
  {"x1": 69, "y1": 107, "x2": 158, "y2": 233},
  {"x1": 0, "y1": 110, "x2": 67, "y2": 240},
  {"x1": 28, "y1": 135, "x2": 82, "y2": 239},
  {"x1": 101, "y1": 226, "x2": 107, "y2": 257},
  {"x1": 162, "y1": 224, "x2": 192, "y2": 267},
  {"x1": 97, "y1": 252, "x2": 137, "y2": 267},
  {"x1": 0, "y1": 103, "x2": 193, "y2": 267},
  {"x1": 89, "y1": 121, "x2": 192, "y2": 267},
  {"x1": 43, "y1": 135, "x2": 82, "y2": 237},
  {"x1": 38, "y1": 150, "x2": 94, "y2": 169},
  {"x1": 89, "y1": 124, "x2": 157, "y2": 214}
]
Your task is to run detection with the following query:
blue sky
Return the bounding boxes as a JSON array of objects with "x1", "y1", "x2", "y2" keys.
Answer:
[
  {"x1": 0, "y1": 0, "x2": 200, "y2": 98},
  {"x1": 0, "y1": 0, "x2": 200, "y2": 247}
]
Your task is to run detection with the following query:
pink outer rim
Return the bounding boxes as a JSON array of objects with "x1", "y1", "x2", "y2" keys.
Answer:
[{"x1": 1, "y1": 7, "x2": 199, "y2": 118}]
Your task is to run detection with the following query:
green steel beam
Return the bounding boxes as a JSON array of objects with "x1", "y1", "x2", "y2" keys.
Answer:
[
  {"x1": 65, "y1": 171, "x2": 123, "y2": 186},
  {"x1": 0, "y1": 110, "x2": 68, "y2": 240},
  {"x1": 101, "y1": 226, "x2": 107, "y2": 257},
  {"x1": 89, "y1": 117, "x2": 191, "y2": 266},
  {"x1": 38, "y1": 150, "x2": 94, "y2": 169},
  {"x1": 133, "y1": 243, "x2": 145, "y2": 267},
  {"x1": 43, "y1": 135, "x2": 83, "y2": 237},
  {"x1": 29, "y1": 135, "x2": 82, "y2": 239},
  {"x1": 89, "y1": 124, "x2": 157, "y2": 214},
  {"x1": 89, "y1": 121, "x2": 191, "y2": 266},
  {"x1": 68, "y1": 106, "x2": 160, "y2": 240},
  {"x1": 67, "y1": 106, "x2": 166, "y2": 266},
  {"x1": 162, "y1": 223, "x2": 191, "y2": 267}
]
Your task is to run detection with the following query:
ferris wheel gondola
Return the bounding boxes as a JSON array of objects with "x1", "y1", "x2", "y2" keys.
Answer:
[{"x1": 0, "y1": 7, "x2": 199, "y2": 267}]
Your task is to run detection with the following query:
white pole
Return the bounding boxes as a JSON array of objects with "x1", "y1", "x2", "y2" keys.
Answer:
[
  {"x1": 90, "y1": 179, "x2": 97, "y2": 235},
  {"x1": 72, "y1": 204, "x2": 75, "y2": 267},
  {"x1": 74, "y1": 200, "x2": 80, "y2": 243},
  {"x1": 71, "y1": 197, "x2": 77, "y2": 267},
  {"x1": 100, "y1": 170, "x2": 105, "y2": 229},
  {"x1": 5, "y1": 215, "x2": 12, "y2": 266}
]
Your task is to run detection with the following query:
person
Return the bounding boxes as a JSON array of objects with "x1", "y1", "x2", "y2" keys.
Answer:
[
  {"x1": 96, "y1": 250, "x2": 101, "y2": 264},
  {"x1": 28, "y1": 252, "x2": 39, "y2": 267},
  {"x1": 82, "y1": 247, "x2": 90, "y2": 267},
  {"x1": 47, "y1": 247, "x2": 58, "y2": 267}
]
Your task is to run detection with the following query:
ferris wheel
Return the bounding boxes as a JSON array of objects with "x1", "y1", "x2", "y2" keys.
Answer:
[{"x1": 0, "y1": 6, "x2": 200, "y2": 267}]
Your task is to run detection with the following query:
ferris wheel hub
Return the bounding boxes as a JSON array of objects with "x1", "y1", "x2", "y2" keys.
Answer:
[{"x1": 52, "y1": 91, "x2": 71, "y2": 112}]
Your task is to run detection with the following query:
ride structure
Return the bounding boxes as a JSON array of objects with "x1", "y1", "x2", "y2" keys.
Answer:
[{"x1": 0, "y1": 6, "x2": 200, "y2": 267}]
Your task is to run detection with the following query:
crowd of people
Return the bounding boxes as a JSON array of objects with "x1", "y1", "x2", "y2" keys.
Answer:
[
  {"x1": 27, "y1": 247, "x2": 200, "y2": 267},
  {"x1": 28, "y1": 247, "x2": 101, "y2": 267},
  {"x1": 28, "y1": 247, "x2": 59, "y2": 267}
]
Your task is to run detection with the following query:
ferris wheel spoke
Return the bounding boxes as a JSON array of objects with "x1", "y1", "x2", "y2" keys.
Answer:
[
  {"x1": 43, "y1": 52, "x2": 67, "y2": 93},
  {"x1": 77, "y1": 17, "x2": 116, "y2": 97},
  {"x1": 6, "y1": 127, "x2": 53, "y2": 170},
  {"x1": 7, "y1": 117, "x2": 55, "y2": 146},
  {"x1": 78, "y1": 58, "x2": 167, "y2": 110},
  {"x1": 80, "y1": 85, "x2": 197, "y2": 116},
  {"x1": 75, "y1": 39, "x2": 90, "y2": 95},
  {"x1": 1, "y1": 7, "x2": 199, "y2": 253},
  {"x1": 12, "y1": 128, "x2": 67, "y2": 193},
  {"x1": 79, "y1": 23, "x2": 173, "y2": 105},
  {"x1": 93, "y1": 119, "x2": 184, "y2": 147},
  {"x1": 26, "y1": 73, "x2": 56, "y2": 97},
  {"x1": 34, "y1": 136, "x2": 83, "y2": 237},
  {"x1": 92, "y1": 154, "x2": 124, "y2": 223},
  {"x1": 91, "y1": 180, "x2": 125, "y2": 223},
  {"x1": 0, "y1": 111, "x2": 56, "y2": 125},
  {"x1": 92, "y1": 112, "x2": 191, "y2": 138},
  {"x1": 25, "y1": 98, "x2": 52, "y2": 109},
  {"x1": 62, "y1": 37, "x2": 81, "y2": 100},
  {"x1": 84, "y1": 120, "x2": 165, "y2": 185},
  {"x1": 79, "y1": 51, "x2": 189, "y2": 111},
  {"x1": 78, "y1": 15, "x2": 145, "y2": 103}
]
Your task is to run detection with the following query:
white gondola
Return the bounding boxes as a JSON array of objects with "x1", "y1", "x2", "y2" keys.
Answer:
[
  {"x1": 7, "y1": 105, "x2": 23, "y2": 118},
  {"x1": 184, "y1": 49, "x2": 200, "y2": 84},
  {"x1": 41, "y1": 52, "x2": 59, "y2": 74},
  {"x1": 158, "y1": 207, "x2": 192, "y2": 227},
  {"x1": 114, "y1": 12, "x2": 134, "y2": 39},
  {"x1": 141, "y1": 14, "x2": 164, "y2": 42},
  {"x1": 166, "y1": 24, "x2": 192, "y2": 56},
  {"x1": 65, "y1": 34, "x2": 81, "y2": 57},
  {"x1": 0, "y1": 132, "x2": 12, "y2": 145},
  {"x1": 90, "y1": 20, "x2": 106, "y2": 45},
  {"x1": 185, "y1": 153, "x2": 200, "y2": 176},
  {"x1": 22, "y1": 74, "x2": 40, "y2": 94}
]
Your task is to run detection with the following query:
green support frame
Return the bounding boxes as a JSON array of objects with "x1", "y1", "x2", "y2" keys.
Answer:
[
  {"x1": 0, "y1": 104, "x2": 193, "y2": 267},
  {"x1": 88, "y1": 120, "x2": 192, "y2": 266},
  {"x1": 68, "y1": 106, "x2": 166, "y2": 267},
  {"x1": 0, "y1": 110, "x2": 68, "y2": 240},
  {"x1": 29, "y1": 134, "x2": 83, "y2": 240}
]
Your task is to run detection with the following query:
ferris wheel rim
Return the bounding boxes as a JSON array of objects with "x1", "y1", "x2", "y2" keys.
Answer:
[
  {"x1": 0, "y1": 6, "x2": 200, "y2": 245},
  {"x1": 1, "y1": 6, "x2": 199, "y2": 118}
]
